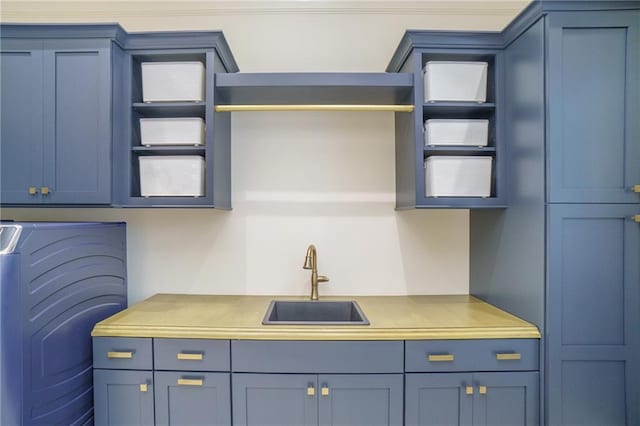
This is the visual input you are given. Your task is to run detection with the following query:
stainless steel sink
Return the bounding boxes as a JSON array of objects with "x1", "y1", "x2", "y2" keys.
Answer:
[{"x1": 262, "y1": 300, "x2": 370, "y2": 325}]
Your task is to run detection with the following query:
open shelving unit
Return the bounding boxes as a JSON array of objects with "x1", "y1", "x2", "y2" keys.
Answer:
[
  {"x1": 114, "y1": 46, "x2": 234, "y2": 208},
  {"x1": 393, "y1": 44, "x2": 506, "y2": 209}
]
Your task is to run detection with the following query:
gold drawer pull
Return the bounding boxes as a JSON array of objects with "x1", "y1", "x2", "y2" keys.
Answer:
[
  {"x1": 496, "y1": 353, "x2": 522, "y2": 361},
  {"x1": 465, "y1": 386, "x2": 474, "y2": 395},
  {"x1": 479, "y1": 385, "x2": 487, "y2": 395},
  {"x1": 428, "y1": 354, "x2": 454, "y2": 362},
  {"x1": 107, "y1": 351, "x2": 133, "y2": 359},
  {"x1": 28, "y1": 187, "x2": 38, "y2": 195},
  {"x1": 177, "y1": 378, "x2": 203, "y2": 386},
  {"x1": 139, "y1": 384, "x2": 148, "y2": 392},
  {"x1": 633, "y1": 185, "x2": 640, "y2": 193},
  {"x1": 307, "y1": 386, "x2": 315, "y2": 396},
  {"x1": 41, "y1": 186, "x2": 50, "y2": 195},
  {"x1": 321, "y1": 387, "x2": 330, "y2": 396},
  {"x1": 177, "y1": 353, "x2": 203, "y2": 361}
]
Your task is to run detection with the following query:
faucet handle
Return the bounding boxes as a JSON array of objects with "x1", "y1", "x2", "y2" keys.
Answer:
[{"x1": 318, "y1": 275, "x2": 329, "y2": 283}]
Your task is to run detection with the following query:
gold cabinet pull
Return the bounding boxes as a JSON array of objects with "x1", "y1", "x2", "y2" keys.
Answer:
[
  {"x1": 177, "y1": 378, "x2": 203, "y2": 386},
  {"x1": 321, "y1": 387, "x2": 330, "y2": 396},
  {"x1": 632, "y1": 214, "x2": 640, "y2": 223},
  {"x1": 177, "y1": 353, "x2": 203, "y2": 361},
  {"x1": 139, "y1": 384, "x2": 148, "y2": 392},
  {"x1": 465, "y1": 386, "x2": 474, "y2": 395},
  {"x1": 496, "y1": 353, "x2": 522, "y2": 361},
  {"x1": 479, "y1": 385, "x2": 487, "y2": 395},
  {"x1": 107, "y1": 351, "x2": 133, "y2": 359},
  {"x1": 28, "y1": 187, "x2": 38, "y2": 195},
  {"x1": 41, "y1": 186, "x2": 50, "y2": 195},
  {"x1": 428, "y1": 354, "x2": 454, "y2": 362},
  {"x1": 307, "y1": 386, "x2": 315, "y2": 396},
  {"x1": 633, "y1": 185, "x2": 640, "y2": 193}
]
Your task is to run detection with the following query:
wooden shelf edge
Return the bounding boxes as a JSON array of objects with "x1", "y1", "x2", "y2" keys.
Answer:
[{"x1": 215, "y1": 104, "x2": 414, "y2": 112}]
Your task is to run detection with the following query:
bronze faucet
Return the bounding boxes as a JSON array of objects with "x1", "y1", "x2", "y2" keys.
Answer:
[{"x1": 303, "y1": 244, "x2": 329, "y2": 300}]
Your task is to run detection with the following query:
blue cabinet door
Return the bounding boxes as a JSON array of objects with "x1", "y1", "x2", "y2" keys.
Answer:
[
  {"x1": 547, "y1": 204, "x2": 640, "y2": 426},
  {"x1": 0, "y1": 39, "x2": 44, "y2": 204},
  {"x1": 318, "y1": 374, "x2": 403, "y2": 426},
  {"x1": 93, "y1": 369, "x2": 154, "y2": 426},
  {"x1": 232, "y1": 373, "x2": 317, "y2": 426},
  {"x1": 154, "y1": 371, "x2": 231, "y2": 426},
  {"x1": 42, "y1": 39, "x2": 112, "y2": 204},
  {"x1": 405, "y1": 373, "x2": 473, "y2": 426},
  {"x1": 472, "y1": 372, "x2": 539, "y2": 426},
  {"x1": 547, "y1": 11, "x2": 640, "y2": 203}
]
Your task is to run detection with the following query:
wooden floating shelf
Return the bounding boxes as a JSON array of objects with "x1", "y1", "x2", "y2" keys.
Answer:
[{"x1": 215, "y1": 104, "x2": 414, "y2": 112}]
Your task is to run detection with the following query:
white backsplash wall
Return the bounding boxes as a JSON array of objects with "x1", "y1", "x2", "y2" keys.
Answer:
[{"x1": 0, "y1": 0, "x2": 529, "y2": 304}]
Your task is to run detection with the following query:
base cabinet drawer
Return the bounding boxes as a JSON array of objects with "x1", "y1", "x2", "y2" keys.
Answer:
[
  {"x1": 154, "y1": 338, "x2": 230, "y2": 371},
  {"x1": 93, "y1": 337, "x2": 153, "y2": 370},
  {"x1": 232, "y1": 340, "x2": 403, "y2": 373},
  {"x1": 154, "y1": 371, "x2": 231, "y2": 426},
  {"x1": 405, "y1": 339, "x2": 539, "y2": 372}
]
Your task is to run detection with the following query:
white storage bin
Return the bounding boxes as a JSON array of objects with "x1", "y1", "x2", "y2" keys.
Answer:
[
  {"x1": 424, "y1": 61, "x2": 488, "y2": 103},
  {"x1": 424, "y1": 119, "x2": 489, "y2": 146},
  {"x1": 140, "y1": 118, "x2": 205, "y2": 146},
  {"x1": 142, "y1": 62, "x2": 205, "y2": 102},
  {"x1": 139, "y1": 156, "x2": 205, "y2": 197},
  {"x1": 425, "y1": 156, "x2": 492, "y2": 197}
]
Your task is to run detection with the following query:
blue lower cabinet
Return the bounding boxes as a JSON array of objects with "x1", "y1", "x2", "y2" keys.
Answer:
[
  {"x1": 94, "y1": 369, "x2": 154, "y2": 426},
  {"x1": 154, "y1": 371, "x2": 231, "y2": 426},
  {"x1": 405, "y1": 372, "x2": 538, "y2": 426},
  {"x1": 232, "y1": 373, "x2": 403, "y2": 426},
  {"x1": 232, "y1": 373, "x2": 318, "y2": 426},
  {"x1": 472, "y1": 372, "x2": 539, "y2": 426},
  {"x1": 547, "y1": 204, "x2": 640, "y2": 426},
  {"x1": 318, "y1": 374, "x2": 403, "y2": 426},
  {"x1": 405, "y1": 373, "x2": 473, "y2": 426}
]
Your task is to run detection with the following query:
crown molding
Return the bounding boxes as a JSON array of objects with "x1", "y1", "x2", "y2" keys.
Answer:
[{"x1": 1, "y1": 1, "x2": 529, "y2": 20}]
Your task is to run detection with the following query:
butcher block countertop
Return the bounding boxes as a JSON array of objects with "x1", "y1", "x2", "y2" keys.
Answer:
[{"x1": 92, "y1": 294, "x2": 541, "y2": 340}]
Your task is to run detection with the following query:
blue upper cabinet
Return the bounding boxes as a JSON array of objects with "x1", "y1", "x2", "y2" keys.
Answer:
[
  {"x1": 0, "y1": 29, "x2": 116, "y2": 205},
  {"x1": 547, "y1": 11, "x2": 640, "y2": 204},
  {"x1": 0, "y1": 39, "x2": 44, "y2": 204},
  {"x1": 43, "y1": 39, "x2": 113, "y2": 204}
]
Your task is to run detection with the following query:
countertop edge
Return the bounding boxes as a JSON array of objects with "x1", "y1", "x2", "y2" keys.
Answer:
[{"x1": 91, "y1": 325, "x2": 541, "y2": 340}]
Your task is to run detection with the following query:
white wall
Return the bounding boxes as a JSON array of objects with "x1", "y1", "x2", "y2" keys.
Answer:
[{"x1": 1, "y1": 0, "x2": 529, "y2": 304}]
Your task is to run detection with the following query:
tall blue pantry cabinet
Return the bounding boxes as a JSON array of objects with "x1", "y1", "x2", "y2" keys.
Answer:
[
  {"x1": 0, "y1": 222, "x2": 127, "y2": 425},
  {"x1": 466, "y1": 2, "x2": 640, "y2": 426}
]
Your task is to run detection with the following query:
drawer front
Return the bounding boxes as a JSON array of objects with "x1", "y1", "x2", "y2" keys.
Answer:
[
  {"x1": 154, "y1": 338, "x2": 230, "y2": 372},
  {"x1": 405, "y1": 339, "x2": 539, "y2": 372},
  {"x1": 232, "y1": 340, "x2": 403, "y2": 373},
  {"x1": 93, "y1": 337, "x2": 153, "y2": 370}
]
